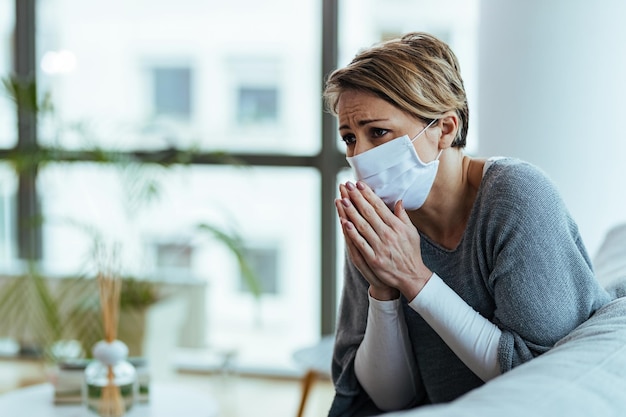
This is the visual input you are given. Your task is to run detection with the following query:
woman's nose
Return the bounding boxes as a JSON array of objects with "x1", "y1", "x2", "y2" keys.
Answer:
[{"x1": 352, "y1": 139, "x2": 374, "y2": 157}]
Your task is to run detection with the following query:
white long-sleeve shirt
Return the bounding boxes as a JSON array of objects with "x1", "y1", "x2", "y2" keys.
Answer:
[{"x1": 355, "y1": 273, "x2": 501, "y2": 410}]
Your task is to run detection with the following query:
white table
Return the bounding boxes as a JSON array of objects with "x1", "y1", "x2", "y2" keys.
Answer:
[{"x1": 0, "y1": 382, "x2": 219, "y2": 417}]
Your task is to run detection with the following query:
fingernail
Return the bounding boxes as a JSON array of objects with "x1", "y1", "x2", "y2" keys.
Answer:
[
  {"x1": 356, "y1": 181, "x2": 366, "y2": 190},
  {"x1": 342, "y1": 198, "x2": 351, "y2": 207},
  {"x1": 346, "y1": 182, "x2": 355, "y2": 191}
]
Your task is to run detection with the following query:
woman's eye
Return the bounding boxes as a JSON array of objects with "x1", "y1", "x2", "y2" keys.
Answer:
[
  {"x1": 341, "y1": 134, "x2": 356, "y2": 145},
  {"x1": 371, "y1": 128, "x2": 389, "y2": 138}
]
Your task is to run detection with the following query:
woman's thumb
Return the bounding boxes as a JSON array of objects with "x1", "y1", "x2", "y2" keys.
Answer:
[{"x1": 394, "y1": 200, "x2": 411, "y2": 223}]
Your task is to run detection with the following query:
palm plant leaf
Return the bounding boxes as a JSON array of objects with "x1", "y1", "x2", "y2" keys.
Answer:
[
  {"x1": 196, "y1": 223, "x2": 262, "y2": 298},
  {"x1": 0, "y1": 266, "x2": 60, "y2": 356}
]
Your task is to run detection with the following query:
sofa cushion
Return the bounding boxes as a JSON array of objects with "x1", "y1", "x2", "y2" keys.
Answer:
[{"x1": 594, "y1": 223, "x2": 626, "y2": 290}]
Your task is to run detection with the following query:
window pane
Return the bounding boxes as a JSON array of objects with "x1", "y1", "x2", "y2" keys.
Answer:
[
  {"x1": 153, "y1": 67, "x2": 192, "y2": 119},
  {"x1": 36, "y1": 0, "x2": 321, "y2": 155},
  {"x1": 237, "y1": 87, "x2": 279, "y2": 125},
  {"x1": 39, "y1": 163, "x2": 320, "y2": 372},
  {"x1": 0, "y1": 0, "x2": 15, "y2": 148},
  {"x1": 0, "y1": 164, "x2": 17, "y2": 268}
]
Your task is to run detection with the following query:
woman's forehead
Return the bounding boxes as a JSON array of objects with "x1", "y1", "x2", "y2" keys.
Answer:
[
  {"x1": 337, "y1": 91, "x2": 410, "y2": 130},
  {"x1": 337, "y1": 91, "x2": 397, "y2": 119}
]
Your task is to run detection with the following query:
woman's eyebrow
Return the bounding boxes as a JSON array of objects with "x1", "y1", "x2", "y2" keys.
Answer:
[{"x1": 339, "y1": 118, "x2": 389, "y2": 130}]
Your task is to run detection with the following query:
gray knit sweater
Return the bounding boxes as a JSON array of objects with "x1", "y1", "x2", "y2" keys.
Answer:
[{"x1": 328, "y1": 158, "x2": 612, "y2": 416}]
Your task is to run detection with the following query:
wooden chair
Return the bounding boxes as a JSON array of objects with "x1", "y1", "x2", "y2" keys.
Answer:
[{"x1": 292, "y1": 336, "x2": 334, "y2": 417}]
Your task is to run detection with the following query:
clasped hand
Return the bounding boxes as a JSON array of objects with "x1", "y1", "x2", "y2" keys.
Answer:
[{"x1": 335, "y1": 181, "x2": 432, "y2": 301}]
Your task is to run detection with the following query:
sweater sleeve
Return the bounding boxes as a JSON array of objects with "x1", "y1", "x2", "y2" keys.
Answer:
[{"x1": 482, "y1": 162, "x2": 611, "y2": 371}]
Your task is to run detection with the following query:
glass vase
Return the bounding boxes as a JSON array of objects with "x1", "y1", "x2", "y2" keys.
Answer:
[{"x1": 83, "y1": 340, "x2": 138, "y2": 417}]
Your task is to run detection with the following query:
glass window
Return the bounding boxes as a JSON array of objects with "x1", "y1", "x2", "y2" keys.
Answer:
[
  {"x1": 0, "y1": 0, "x2": 15, "y2": 148},
  {"x1": 0, "y1": 164, "x2": 17, "y2": 270},
  {"x1": 156, "y1": 242, "x2": 193, "y2": 268},
  {"x1": 239, "y1": 245, "x2": 280, "y2": 295},
  {"x1": 153, "y1": 67, "x2": 192, "y2": 119},
  {"x1": 237, "y1": 86, "x2": 279, "y2": 125},
  {"x1": 38, "y1": 162, "x2": 320, "y2": 371},
  {"x1": 12, "y1": 0, "x2": 322, "y2": 375},
  {"x1": 36, "y1": 0, "x2": 321, "y2": 155}
]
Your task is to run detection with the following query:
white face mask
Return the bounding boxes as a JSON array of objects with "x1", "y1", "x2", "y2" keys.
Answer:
[{"x1": 346, "y1": 119, "x2": 440, "y2": 211}]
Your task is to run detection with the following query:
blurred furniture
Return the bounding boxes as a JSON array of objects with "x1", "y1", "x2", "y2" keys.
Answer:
[
  {"x1": 292, "y1": 335, "x2": 334, "y2": 417},
  {"x1": 0, "y1": 381, "x2": 219, "y2": 417}
]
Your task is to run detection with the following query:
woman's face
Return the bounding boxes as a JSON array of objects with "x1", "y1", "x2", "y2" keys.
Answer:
[{"x1": 336, "y1": 89, "x2": 431, "y2": 158}]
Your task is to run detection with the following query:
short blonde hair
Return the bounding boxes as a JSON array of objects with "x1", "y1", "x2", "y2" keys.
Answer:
[{"x1": 323, "y1": 32, "x2": 469, "y2": 147}]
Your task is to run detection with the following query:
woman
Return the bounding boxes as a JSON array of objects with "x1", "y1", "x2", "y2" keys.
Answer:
[{"x1": 325, "y1": 32, "x2": 612, "y2": 416}]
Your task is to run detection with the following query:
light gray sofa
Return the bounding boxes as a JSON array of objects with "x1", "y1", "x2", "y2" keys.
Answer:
[{"x1": 383, "y1": 224, "x2": 626, "y2": 417}]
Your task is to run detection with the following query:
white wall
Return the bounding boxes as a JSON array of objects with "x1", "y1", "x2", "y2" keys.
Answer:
[{"x1": 477, "y1": 0, "x2": 626, "y2": 257}]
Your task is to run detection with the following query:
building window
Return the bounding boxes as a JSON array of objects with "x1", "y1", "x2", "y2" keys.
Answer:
[
  {"x1": 237, "y1": 86, "x2": 279, "y2": 125},
  {"x1": 239, "y1": 245, "x2": 279, "y2": 295},
  {"x1": 153, "y1": 67, "x2": 192, "y2": 118},
  {"x1": 228, "y1": 57, "x2": 281, "y2": 127},
  {"x1": 156, "y1": 242, "x2": 194, "y2": 270}
]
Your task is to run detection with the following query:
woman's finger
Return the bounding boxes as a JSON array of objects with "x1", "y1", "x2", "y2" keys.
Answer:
[
  {"x1": 336, "y1": 201, "x2": 375, "y2": 257},
  {"x1": 336, "y1": 197, "x2": 381, "y2": 282},
  {"x1": 338, "y1": 194, "x2": 383, "y2": 249},
  {"x1": 394, "y1": 200, "x2": 414, "y2": 226},
  {"x1": 340, "y1": 218, "x2": 386, "y2": 287},
  {"x1": 344, "y1": 181, "x2": 399, "y2": 236}
]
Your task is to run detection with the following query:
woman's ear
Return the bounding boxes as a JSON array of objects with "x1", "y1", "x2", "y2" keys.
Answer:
[{"x1": 437, "y1": 111, "x2": 459, "y2": 149}]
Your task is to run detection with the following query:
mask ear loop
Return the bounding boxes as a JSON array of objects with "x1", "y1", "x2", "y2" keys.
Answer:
[
  {"x1": 410, "y1": 118, "x2": 439, "y2": 143},
  {"x1": 411, "y1": 118, "x2": 442, "y2": 161}
]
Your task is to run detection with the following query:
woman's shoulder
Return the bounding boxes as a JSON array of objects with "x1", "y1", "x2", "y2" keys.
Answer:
[
  {"x1": 482, "y1": 157, "x2": 554, "y2": 191},
  {"x1": 477, "y1": 157, "x2": 564, "y2": 215},
  {"x1": 469, "y1": 157, "x2": 573, "y2": 249}
]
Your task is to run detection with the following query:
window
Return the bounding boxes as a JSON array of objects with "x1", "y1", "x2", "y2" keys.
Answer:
[
  {"x1": 239, "y1": 244, "x2": 279, "y2": 295},
  {"x1": 0, "y1": 166, "x2": 16, "y2": 268},
  {"x1": 237, "y1": 86, "x2": 279, "y2": 125},
  {"x1": 0, "y1": 0, "x2": 15, "y2": 148},
  {"x1": 153, "y1": 67, "x2": 192, "y2": 119},
  {"x1": 155, "y1": 242, "x2": 194, "y2": 270},
  {"x1": 2, "y1": 0, "x2": 327, "y2": 375},
  {"x1": 225, "y1": 56, "x2": 290, "y2": 152}
]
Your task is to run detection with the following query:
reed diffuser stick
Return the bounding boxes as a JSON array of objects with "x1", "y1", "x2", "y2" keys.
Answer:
[{"x1": 96, "y1": 245, "x2": 125, "y2": 417}]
